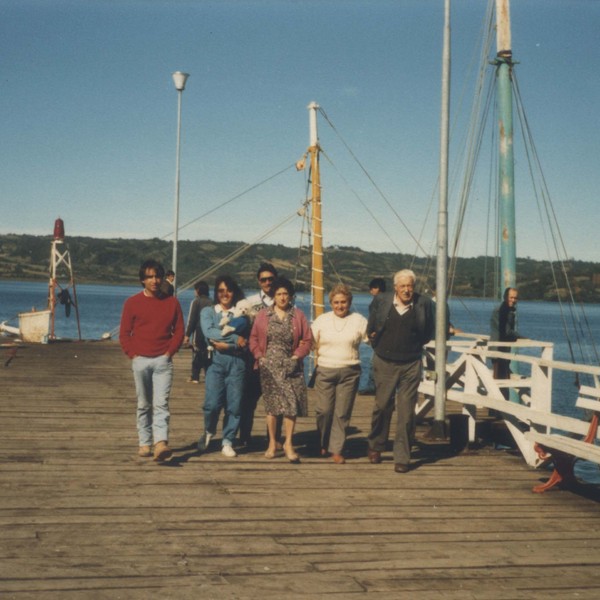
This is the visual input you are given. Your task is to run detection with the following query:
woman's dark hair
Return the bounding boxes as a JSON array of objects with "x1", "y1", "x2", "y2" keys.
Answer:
[
  {"x1": 213, "y1": 275, "x2": 245, "y2": 305},
  {"x1": 138, "y1": 259, "x2": 165, "y2": 285},
  {"x1": 271, "y1": 276, "x2": 295, "y2": 300}
]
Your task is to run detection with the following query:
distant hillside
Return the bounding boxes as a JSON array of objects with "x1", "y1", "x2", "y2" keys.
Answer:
[{"x1": 1, "y1": 233, "x2": 600, "y2": 301}]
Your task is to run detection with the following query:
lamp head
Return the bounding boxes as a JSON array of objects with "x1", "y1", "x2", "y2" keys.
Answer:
[{"x1": 172, "y1": 71, "x2": 189, "y2": 91}]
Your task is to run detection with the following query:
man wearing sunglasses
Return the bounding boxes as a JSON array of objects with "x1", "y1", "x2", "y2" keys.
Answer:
[
  {"x1": 246, "y1": 263, "x2": 278, "y2": 311},
  {"x1": 241, "y1": 263, "x2": 279, "y2": 447}
]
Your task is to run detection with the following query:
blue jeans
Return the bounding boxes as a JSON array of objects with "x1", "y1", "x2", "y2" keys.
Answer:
[
  {"x1": 203, "y1": 352, "x2": 246, "y2": 445},
  {"x1": 132, "y1": 355, "x2": 173, "y2": 446}
]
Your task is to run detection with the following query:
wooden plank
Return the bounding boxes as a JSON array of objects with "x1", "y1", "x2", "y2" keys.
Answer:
[{"x1": 1, "y1": 341, "x2": 600, "y2": 599}]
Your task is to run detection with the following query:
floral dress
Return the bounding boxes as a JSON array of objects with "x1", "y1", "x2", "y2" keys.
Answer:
[{"x1": 259, "y1": 307, "x2": 308, "y2": 417}]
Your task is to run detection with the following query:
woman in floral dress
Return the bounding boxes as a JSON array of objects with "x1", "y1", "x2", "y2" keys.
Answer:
[{"x1": 249, "y1": 276, "x2": 312, "y2": 462}]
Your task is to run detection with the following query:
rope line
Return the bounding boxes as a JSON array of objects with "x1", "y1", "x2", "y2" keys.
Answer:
[{"x1": 161, "y1": 163, "x2": 297, "y2": 239}]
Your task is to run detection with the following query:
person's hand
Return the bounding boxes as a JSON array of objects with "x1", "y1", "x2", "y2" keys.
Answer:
[
  {"x1": 212, "y1": 340, "x2": 229, "y2": 352},
  {"x1": 237, "y1": 336, "x2": 248, "y2": 349},
  {"x1": 286, "y1": 356, "x2": 299, "y2": 376}
]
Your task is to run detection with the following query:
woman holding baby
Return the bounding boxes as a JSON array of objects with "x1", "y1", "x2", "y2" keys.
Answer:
[
  {"x1": 249, "y1": 276, "x2": 312, "y2": 463},
  {"x1": 198, "y1": 275, "x2": 249, "y2": 458}
]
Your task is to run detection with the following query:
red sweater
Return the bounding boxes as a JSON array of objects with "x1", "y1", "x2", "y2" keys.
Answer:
[{"x1": 119, "y1": 291, "x2": 184, "y2": 359}]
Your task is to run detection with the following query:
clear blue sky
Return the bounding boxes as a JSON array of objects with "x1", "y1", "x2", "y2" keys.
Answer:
[{"x1": 2, "y1": 0, "x2": 599, "y2": 262}]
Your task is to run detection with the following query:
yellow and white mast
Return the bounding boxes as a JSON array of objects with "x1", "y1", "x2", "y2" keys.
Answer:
[{"x1": 307, "y1": 101, "x2": 324, "y2": 319}]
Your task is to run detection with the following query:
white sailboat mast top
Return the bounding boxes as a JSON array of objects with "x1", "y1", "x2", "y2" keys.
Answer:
[
  {"x1": 496, "y1": 0, "x2": 512, "y2": 55},
  {"x1": 308, "y1": 101, "x2": 320, "y2": 147}
]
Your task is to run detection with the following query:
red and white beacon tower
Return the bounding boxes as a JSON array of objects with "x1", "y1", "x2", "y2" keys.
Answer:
[{"x1": 48, "y1": 218, "x2": 81, "y2": 340}]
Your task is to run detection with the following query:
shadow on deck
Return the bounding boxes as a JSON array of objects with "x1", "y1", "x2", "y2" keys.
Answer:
[{"x1": 1, "y1": 341, "x2": 600, "y2": 598}]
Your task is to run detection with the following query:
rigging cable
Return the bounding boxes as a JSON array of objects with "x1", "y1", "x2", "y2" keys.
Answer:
[
  {"x1": 177, "y1": 206, "x2": 305, "y2": 293},
  {"x1": 318, "y1": 107, "x2": 430, "y2": 257},
  {"x1": 160, "y1": 163, "x2": 297, "y2": 239},
  {"x1": 513, "y1": 72, "x2": 600, "y2": 368},
  {"x1": 319, "y1": 150, "x2": 404, "y2": 255}
]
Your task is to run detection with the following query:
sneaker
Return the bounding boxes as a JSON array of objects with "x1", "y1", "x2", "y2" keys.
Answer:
[
  {"x1": 221, "y1": 444, "x2": 237, "y2": 458},
  {"x1": 187, "y1": 378, "x2": 199, "y2": 384},
  {"x1": 197, "y1": 432, "x2": 213, "y2": 453},
  {"x1": 153, "y1": 441, "x2": 173, "y2": 462},
  {"x1": 138, "y1": 445, "x2": 152, "y2": 458}
]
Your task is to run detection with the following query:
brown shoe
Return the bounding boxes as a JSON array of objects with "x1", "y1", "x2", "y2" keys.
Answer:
[
  {"x1": 153, "y1": 441, "x2": 173, "y2": 462},
  {"x1": 332, "y1": 453, "x2": 345, "y2": 464},
  {"x1": 394, "y1": 463, "x2": 409, "y2": 473},
  {"x1": 367, "y1": 449, "x2": 382, "y2": 464},
  {"x1": 138, "y1": 445, "x2": 152, "y2": 458}
]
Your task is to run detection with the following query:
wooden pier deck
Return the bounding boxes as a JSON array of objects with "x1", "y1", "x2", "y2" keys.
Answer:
[{"x1": 2, "y1": 341, "x2": 600, "y2": 599}]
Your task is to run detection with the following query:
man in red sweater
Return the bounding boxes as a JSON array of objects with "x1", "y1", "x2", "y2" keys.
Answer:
[{"x1": 119, "y1": 259, "x2": 184, "y2": 461}]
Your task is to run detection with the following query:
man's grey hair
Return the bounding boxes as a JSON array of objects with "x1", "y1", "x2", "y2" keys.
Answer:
[{"x1": 393, "y1": 269, "x2": 416, "y2": 285}]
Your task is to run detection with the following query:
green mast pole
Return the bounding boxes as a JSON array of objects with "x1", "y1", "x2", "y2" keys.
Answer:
[
  {"x1": 495, "y1": 0, "x2": 516, "y2": 290},
  {"x1": 495, "y1": 0, "x2": 520, "y2": 405}
]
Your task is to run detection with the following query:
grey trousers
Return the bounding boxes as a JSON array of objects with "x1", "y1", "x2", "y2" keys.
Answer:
[
  {"x1": 368, "y1": 354, "x2": 422, "y2": 464},
  {"x1": 314, "y1": 365, "x2": 361, "y2": 455}
]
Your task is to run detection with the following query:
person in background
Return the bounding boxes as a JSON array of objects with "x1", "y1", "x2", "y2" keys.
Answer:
[
  {"x1": 161, "y1": 270, "x2": 175, "y2": 297},
  {"x1": 240, "y1": 262, "x2": 279, "y2": 447},
  {"x1": 369, "y1": 277, "x2": 386, "y2": 296},
  {"x1": 490, "y1": 287, "x2": 522, "y2": 397},
  {"x1": 183, "y1": 280, "x2": 212, "y2": 383},
  {"x1": 249, "y1": 276, "x2": 312, "y2": 463},
  {"x1": 198, "y1": 275, "x2": 249, "y2": 458},
  {"x1": 359, "y1": 277, "x2": 387, "y2": 395},
  {"x1": 366, "y1": 269, "x2": 435, "y2": 473},
  {"x1": 119, "y1": 259, "x2": 184, "y2": 462},
  {"x1": 311, "y1": 284, "x2": 368, "y2": 464}
]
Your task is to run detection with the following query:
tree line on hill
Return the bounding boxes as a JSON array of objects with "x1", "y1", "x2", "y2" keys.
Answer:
[{"x1": 1, "y1": 233, "x2": 600, "y2": 302}]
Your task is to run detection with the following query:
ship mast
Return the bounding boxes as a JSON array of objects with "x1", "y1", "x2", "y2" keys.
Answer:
[
  {"x1": 495, "y1": 0, "x2": 516, "y2": 290},
  {"x1": 433, "y1": 0, "x2": 451, "y2": 436},
  {"x1": 307, "y1": 101, "x2": 325, "y2": 319}
]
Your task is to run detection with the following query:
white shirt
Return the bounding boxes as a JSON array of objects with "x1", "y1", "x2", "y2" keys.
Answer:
[
  {"x1": 311, "y1": 311, "x2": 368, "y2": 369},
  {"x1": 246, "y1": 291, "x2": 274, "y2": 309},
  {"x1": 393, "y1": 295, "x2": 413, "y2": 316}
]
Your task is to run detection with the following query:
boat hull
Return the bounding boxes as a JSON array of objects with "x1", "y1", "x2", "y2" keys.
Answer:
[{"x1": 18, "y1": 309, "x2": 51, "y2": 343}]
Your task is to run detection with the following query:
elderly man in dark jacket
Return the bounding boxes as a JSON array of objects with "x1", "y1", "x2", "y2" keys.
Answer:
[{"x1": 366, "y1": 269, "x2": 435, "y2": 473}]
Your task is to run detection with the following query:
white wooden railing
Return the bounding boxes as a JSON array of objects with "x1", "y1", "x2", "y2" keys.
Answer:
[{"x1": 418, "y1": 334, "x2": 600, "y2": 468}]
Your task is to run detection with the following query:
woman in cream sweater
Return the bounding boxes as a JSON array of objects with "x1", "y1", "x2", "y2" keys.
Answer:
[{"x1": 311, "y1": 284, "x2": 368, "y2": 464}]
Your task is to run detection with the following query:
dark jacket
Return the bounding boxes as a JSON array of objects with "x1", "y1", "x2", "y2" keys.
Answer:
[
  {"x1": 367, "y1": 291, "x2": 435, "y2": 353},
  {"x1": 490, "y1": 303, "x2": 520, "y2": 343},
  {"x1": 185, "y1": 294, "x2": 213, "y2": 350}
]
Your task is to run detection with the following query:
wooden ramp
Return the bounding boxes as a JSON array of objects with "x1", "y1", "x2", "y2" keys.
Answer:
[{"x1": 2, "y1": 342, "x2": 600, "y2": 599}]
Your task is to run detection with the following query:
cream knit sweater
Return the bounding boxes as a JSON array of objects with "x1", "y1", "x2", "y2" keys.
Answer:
[{"x1": 311, "y1": 311, "x2": 368, "y2": 369}]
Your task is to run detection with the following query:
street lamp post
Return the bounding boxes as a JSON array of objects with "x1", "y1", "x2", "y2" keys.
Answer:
[{"x1": 171, "y1": 71, "x2": 189, "y2": 295}]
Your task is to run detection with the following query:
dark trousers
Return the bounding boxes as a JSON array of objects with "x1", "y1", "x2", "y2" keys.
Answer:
[
  {"x1": 492, "y1": 356, "x2": 511, "y2": 399},
  {"x1": 368, "y1": 354, "x2": 421, "y2": 464},
  {"x1": 191, "y1": 348, "x2": 210, "y2": 381},
  {"x1": 239, "y1": 367, "x2": 261, "y2": 444}
]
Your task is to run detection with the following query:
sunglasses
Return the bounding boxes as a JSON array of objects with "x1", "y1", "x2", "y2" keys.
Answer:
[{"x1": 259, "y1": 276, "x2": 274, "y2": 283}]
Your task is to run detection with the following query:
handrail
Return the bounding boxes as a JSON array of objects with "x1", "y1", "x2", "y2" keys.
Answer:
[{"x1": 420, "y1": 334, "x2": 600, "y2": 467}]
